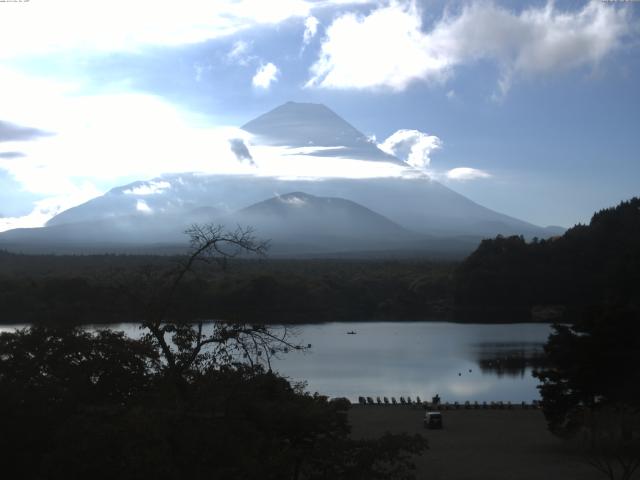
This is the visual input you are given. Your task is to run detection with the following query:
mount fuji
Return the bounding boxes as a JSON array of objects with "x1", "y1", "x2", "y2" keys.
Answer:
[{"x1": 0, "y1": 102, "x2": 563, "y2": 256}]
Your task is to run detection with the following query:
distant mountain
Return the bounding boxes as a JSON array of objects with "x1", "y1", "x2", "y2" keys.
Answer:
[
  {"x1": 0, "y1": 191, "x2": 421, "y2": 255},
  {"x1": 0, "y1": 206, "x2": 222, "y2": 253},
  {"x1": 242, "y1": 101, "x2": 401, "y2": 163},
  {"x1": 232, "y1": 192, "x2": 418, "y2": 253},
  {"x1": 44, "y1": 174, "x2": 548, "y2": 237},
  {"x1": 0, "y1": 102, "x2": 563, "y2": 256}
]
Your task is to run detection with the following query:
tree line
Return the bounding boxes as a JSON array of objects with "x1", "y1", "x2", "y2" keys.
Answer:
[
  {"x1": 454, "y1": 197, "x2": 640, "y2": 320},
  {"x1": 454, "y1": 197, "x2": 640, "y2": 479},
  {"x1": 0, "y1": 251, "x2": 455, "y2": 324}
]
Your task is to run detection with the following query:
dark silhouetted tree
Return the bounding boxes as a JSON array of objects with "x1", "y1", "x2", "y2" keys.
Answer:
[
  {"x1": 534, "y1": 306, "x2": 640, "y2": 480},
  {"x1": 0, "y1": 224, "x2": 428, "y2": 479}
]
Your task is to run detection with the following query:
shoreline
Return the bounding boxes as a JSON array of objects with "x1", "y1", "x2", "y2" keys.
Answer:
[{"x1": 0, "y1": 317, "x2": 556, "y2": 326}]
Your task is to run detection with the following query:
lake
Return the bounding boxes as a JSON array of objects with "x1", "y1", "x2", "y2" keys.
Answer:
[
  {"x1": 0, "y1": 321, "x2": 552, "y2": 403},
  {"x1": 271, "y1": 322, "x2": 550, "y2": 403}
]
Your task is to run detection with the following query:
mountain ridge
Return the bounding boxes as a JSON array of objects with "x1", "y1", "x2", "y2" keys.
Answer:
[
  {"x1": 242, "y1": 101, "x2": 402, "y2": 163},
  {"x1": 0, "y1": 101, "x2": 563, "y2": 256}
]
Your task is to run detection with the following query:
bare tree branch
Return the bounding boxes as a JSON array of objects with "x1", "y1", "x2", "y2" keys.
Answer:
[{"x1": 135, "y1": 223, "x2": 305, "y2": 393}]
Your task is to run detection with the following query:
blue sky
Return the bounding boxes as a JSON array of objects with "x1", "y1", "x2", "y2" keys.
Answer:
[{"x1": 0, "y1": 0, "x2": 638, "y2": 230}]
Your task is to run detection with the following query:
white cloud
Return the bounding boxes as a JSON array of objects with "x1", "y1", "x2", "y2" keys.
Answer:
[
  {"x1": 0, "y1": 0, "x2": 373, "y2": 59},
  {"x1": 0, "y1": 93, "x2": 250, "y2": 188},
  {"x1": 246, "y1": 143, "x2": 411, "y2": 179},
  {"x1": 379, "y1": 129, "x2": 442, "y2": 169},
  {"x1": 123, "y1": 181, "x2": 172, "y2": 195},
  {"x1": 0, "y1": 67, "x2": 265, "y2": 228},
  {"x1": 136, "y1": 199, "x2": 153, "y2": 213},
  {"x1": 229, "y1": 40, "x2": 250, "y2": 59},
  {"x1": 278, "y1": 194, "x2": 307, "y2": 206},
  {"x1": 445, "y1": 167, "x2": 491, "y2": 181},
  {"x1": 0, "y1": 67, "x2": 256, "y2": 184},
  {"x1": 227, "y1": 40, "x2": 256, "y2": 66},
  {"x1": 303, "y1": 16, "x2": 320, "y2": 44},
  {"x1": 378, "y1": 128, "x2": 491, "y2": 181},
  {"x1": 307, "y1": 1, "x2": 632, "y2": 93},
  {"x1": 252, "y1": 62, "x2": 280, "y2": 89},
  {"x1": 0, "y1": 183, "x2": 101, "y2": 232},
  {"x1": 307, "y1": 2, "x2": 444, "y2": 90},
  {"x1": 0, "y1": 0, "x2": 319, "y2": 59}
]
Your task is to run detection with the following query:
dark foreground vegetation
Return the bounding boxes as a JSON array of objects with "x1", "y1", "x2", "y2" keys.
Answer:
[
  {"x1": 534, "y1": 305, "x2": 640, "y2": 480},
  {"x1": 455, "y1": 198, "x2": 640, "y2": 479},
  {"x1": 0, "y1": 225, "x2": 427, "y2": 479},
  {"x1": 0, "y1": 327, "x2": 427, "y2": 480}
]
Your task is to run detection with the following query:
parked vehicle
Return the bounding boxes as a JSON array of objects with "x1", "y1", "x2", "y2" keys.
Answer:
[{"x1": 424, "y1": 411, "x2": 443, "y2": 429}]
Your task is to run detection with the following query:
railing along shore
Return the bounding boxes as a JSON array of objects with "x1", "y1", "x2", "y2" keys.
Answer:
[{"x1": 354, "y1": 397, "x2": 542, "y2": 410}]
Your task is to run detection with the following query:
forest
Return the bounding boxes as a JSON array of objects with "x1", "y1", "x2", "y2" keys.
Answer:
[
  {"x1": 0, "y1": 252, "x2": 455, "y2": 325},
  {"x1": 1, "y1": 198, "x2": 639, "y2": 326},
  {"x1": 454, "y1": 197, "x2": 640, "y2": 321}
]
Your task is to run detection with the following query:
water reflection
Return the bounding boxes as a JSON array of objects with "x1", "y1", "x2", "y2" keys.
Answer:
[
  {"x1": 473, "y1": 342, "x2": 547, "y2": 378},
  {"x1": 271, "y1": 322, "x2": 551, "y2": 402},
  {"x1": 0, "y1": 321, "x2": 552, "y2": 403}
]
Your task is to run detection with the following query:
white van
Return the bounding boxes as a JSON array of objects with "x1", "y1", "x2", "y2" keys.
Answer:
[{"x1": 424, "y1": 411, "x2": 443, "y2": 429}]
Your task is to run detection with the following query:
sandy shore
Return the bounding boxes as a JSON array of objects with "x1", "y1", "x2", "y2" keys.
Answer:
[{"x1": 349, "y1": 405, "x2": 601, "y2": 480}]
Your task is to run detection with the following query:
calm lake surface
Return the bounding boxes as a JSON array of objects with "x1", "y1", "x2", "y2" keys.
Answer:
[{"x1": 1, "y1": 321, "x2": 552, "y2": 403}]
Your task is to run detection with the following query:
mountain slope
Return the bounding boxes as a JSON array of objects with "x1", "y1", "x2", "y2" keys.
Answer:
[
  {"x1": 232, "y1": 192, "x2": 418, "y2": 253},
  {"x1": 0, "y1": 102, "x2": 561, "y2": 256},
  {"x1": 46, "y1": 173, "x2": 547, "y2": 237},
  {"x1": 0, "y1": 205, "x2": 222, "y2": 252},
  {"x1": 242, "y1": 101, "x2": 401, "y2": 163}
]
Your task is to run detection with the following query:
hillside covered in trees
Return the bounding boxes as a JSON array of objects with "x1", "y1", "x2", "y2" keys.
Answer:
[{"x1": 454, "y1": 197, "x2": 640, "y2": 321}]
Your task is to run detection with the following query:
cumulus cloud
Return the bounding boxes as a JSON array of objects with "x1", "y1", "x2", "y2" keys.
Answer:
[
  {"x1": 379, "y1": 128, "x2": 490, "y2": 181},
  {"x1": 252, "y1": 62, "x2": 280, "y2": 89},
  {"x1": 445, "y1": 167, "x2": 491, "y2": 181},
  {"x1": 303, "y1": 16, "x2": 320, "y2": 44},
  {"x1": 307, "y1": 2, "x2": 439, "y2": 90},
  {"x1": 307, "y1": 1, "x2": 632, "y2": 93},
  {"x1": 379, "y1": 129, "x2": 442, "y2": 169}
]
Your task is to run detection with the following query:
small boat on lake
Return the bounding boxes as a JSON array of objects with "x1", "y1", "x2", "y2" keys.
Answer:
[{"x1": 346, "y1": 331, "x2": 357, "y2": 335}]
